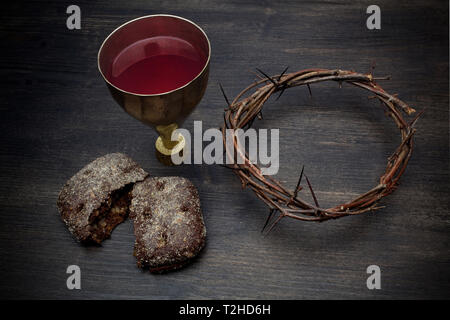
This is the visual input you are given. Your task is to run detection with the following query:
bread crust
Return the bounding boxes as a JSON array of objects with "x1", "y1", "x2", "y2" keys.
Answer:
[
  {"x1": 130, "y1": 177, "x2": 206, "y2": 272},
  {"x1": 57, "y1": 153, "x2": 148, "y2": 243}
]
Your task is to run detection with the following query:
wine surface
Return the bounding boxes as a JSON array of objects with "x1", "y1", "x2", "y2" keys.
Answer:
[{"x1": 110, "y1": 36, "x2": 205, "y2": 94}]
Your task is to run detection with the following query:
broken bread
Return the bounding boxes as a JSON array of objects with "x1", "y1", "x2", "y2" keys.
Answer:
[
  {"x1": 57, "y1": 153, "x2": 148, "y2": 244},
  {"x1": 130, "y1": 177, "x2": 206, "y2": 272}
]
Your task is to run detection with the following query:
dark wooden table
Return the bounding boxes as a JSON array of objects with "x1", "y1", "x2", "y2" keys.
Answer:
[{"x1": 1, "y1": 0, "x2": 448, "y2": 299}]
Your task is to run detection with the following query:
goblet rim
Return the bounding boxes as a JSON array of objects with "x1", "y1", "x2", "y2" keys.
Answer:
[{"x1": 97, "y1": 13, "x2": 211, "y2": 97}]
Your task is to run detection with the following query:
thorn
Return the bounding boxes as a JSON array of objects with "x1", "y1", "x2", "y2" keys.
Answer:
[
  {"x1": 264, "y1": 212, "x2": 284, "y2": 235},
  {"x1": 409, "y1": 108, "x2": 426, "y2": 127},
  {"x1": 370, "y1": 60, "x2": 376, "y2": 77},
  {"x1": 307, "y1": 84, "x2": 312, "y2": 97},
  {"x1": 305, "y1": 174, "x2": 319, "y2": 208},
  {"x1": 256, "y1": 68, "x2": 277, "y2": 86},
  {"x1": 257, "y1": 111, "x2": 263, "y2": 120},
  {"x1": 275, "y1": 85, "x2": 287, "y2": 101},
  {"x1": 261, "y1": 208, "x2": 275, "y2": 233},
  {"x1": 249, "y1": 69, "x2": 264, "y2": 80},
  {"x1": 278, "y1": 66, "x2": 289, "y2": 81},
  {"x1": 338, "y1": 81, "x2": 342, "y2": 89},
  {"x1": 293, "y1": 165, "x2": 305, "y2": 198},
  {"x1": 219, "y1": 83, "x2": 230, "y2": 107},
  {"x1": 373, "y1": 75, "x2": 391, "y2": 81}
]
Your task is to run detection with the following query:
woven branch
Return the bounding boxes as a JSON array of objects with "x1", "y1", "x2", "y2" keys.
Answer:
[{"x1": 221, "y1": 68, "x2": 421, "y2": 233}]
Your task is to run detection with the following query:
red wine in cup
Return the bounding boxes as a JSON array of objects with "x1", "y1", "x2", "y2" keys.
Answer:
[{"x1": 110, "y1": 36, "x2": 205, "y2": 95}]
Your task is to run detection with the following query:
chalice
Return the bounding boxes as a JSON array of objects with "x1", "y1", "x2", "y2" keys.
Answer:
[{"x1": 98, "y1": 14, "x2": 210, "y2": 164}]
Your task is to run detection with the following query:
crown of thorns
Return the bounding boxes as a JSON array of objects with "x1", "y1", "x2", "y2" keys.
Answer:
[{"x1": 220, "y1": 67, "x2": 423, "y2": 234}]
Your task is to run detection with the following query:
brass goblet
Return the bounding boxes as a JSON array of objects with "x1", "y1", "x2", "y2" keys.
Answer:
[{"x1": 98, "y1": 14, "x2": 210, "y2": 164}]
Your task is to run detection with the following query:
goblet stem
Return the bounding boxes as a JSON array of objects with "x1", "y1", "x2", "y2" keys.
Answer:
[{"x1": 155, "y1": 123, "x2": 185, "y2": 165}]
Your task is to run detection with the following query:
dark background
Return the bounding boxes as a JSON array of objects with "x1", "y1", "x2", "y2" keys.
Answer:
[{"x1": 0, "y1": 0, "x2": 448, "y2": 299}]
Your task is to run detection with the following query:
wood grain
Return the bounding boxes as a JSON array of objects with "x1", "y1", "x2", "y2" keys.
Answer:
[{"x1": 0, "y1": 0, "x2": 448, "y2": 299}]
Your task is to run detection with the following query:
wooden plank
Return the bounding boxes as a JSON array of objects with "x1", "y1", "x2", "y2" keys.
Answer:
[{"x1": 0, "y1": 0, "x2": 448, "y2": 299}]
